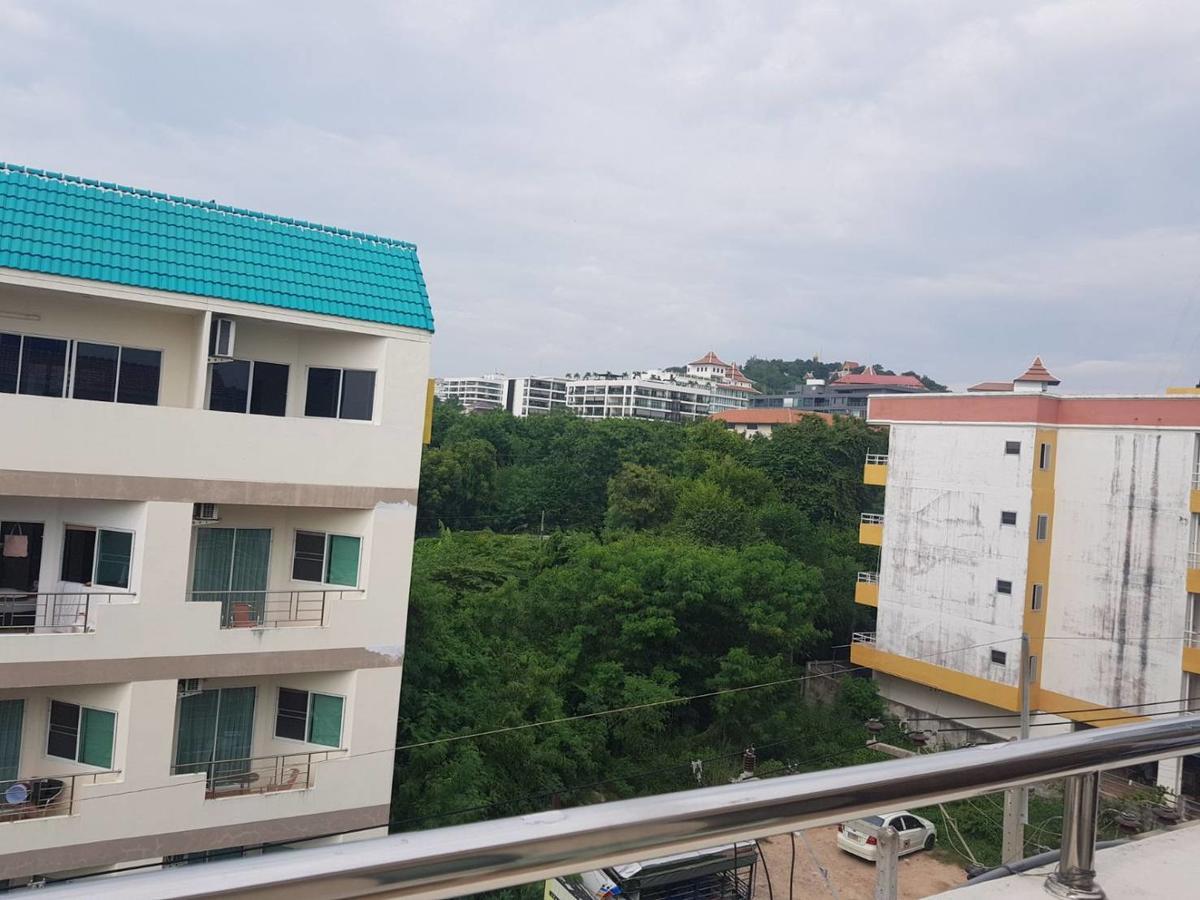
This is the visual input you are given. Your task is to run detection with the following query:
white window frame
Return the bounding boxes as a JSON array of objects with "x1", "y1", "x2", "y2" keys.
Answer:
[
  {"x1": 302, "y1": 366, "x2": 378, "y2": 423},
  {"x1": 61, "y1": 524, "x2": 135, "y2": 589},
  {"x1": 272, "y1": 687, "x2": 346, "y2": 747},
  {"x1": 70, "y1": 340, "x2": 163, "y2": 406},
  {"x1": 1039, "y1": 441, "x2": 1052, "y2": 471},
  {"x1": 1028, "y1": 655, "x2": 1039, "y2": 681},
  {"x1": 1031, "y1": 583, "x2": 1044, "y2": 612},
  {"x1": 44, "y1": 698, "x2": 118, "y2": 768},
  {"x1": 290, "y1": 530, "x2": 362, "y2": 588}
]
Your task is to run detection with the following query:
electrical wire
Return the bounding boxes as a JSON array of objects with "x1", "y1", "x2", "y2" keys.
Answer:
[
  {"x1": 755, "y1": 839, "x2": 775, "y2": 900},
  {"x1": 787, "y1": 831, "x2": 797, "y2": 900}
]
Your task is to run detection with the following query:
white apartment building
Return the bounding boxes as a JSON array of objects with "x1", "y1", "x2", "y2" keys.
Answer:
[
  {"x1": 506, "y1": 376, "x2": 569, "y2": 417},
  {"x1": 435, "y1": 374, "x2": 505, "y2": 412},
  {"x1": 0, "y1": 163, "x2": 433, "y2": 884},
  {"x1": 853, "y1": 359, "x2": 1200, "y2": 800},
  {"x1": 565, "y1": 375, "x2": 712, "y2": 422}
]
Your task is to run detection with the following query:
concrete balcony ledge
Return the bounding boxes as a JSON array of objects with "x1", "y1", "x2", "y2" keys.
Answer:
[
  {"x1": 0, "y1": 392, "x2": 419, "y2": 506},
  {"x1": 859, "y1": 513, "x2": 884, "y2": 546},
  {"x1": 854, "y1": 573, "x2": 879, "y2": 607}
]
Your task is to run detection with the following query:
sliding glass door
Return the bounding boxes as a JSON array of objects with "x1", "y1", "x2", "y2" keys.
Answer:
[
  {"x1": 190, "y1": 528, "x2": 271, "y2": 625},
  {"x1": 174, "y1": 688, "x2": 255, "y2": 789},
  {"x1": 0, "y1": 699, "x2": 23, "y2": 781}
]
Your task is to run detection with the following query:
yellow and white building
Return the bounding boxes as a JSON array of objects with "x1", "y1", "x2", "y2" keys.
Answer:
[
  {"x1": 0, "y1": 163, "x2": 433, "y2": 884},
  {"x1": 854, "y1": 358, "x2": 1200, "y2": 799}
]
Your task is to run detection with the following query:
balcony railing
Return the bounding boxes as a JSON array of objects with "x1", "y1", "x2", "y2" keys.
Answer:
[
  {"x1": 187, "y1": 590, "x2": 361, "y2": 629},
  {"x1": 57, "y1": 717, "x2": 1200, "y2": 900},
  {"x1": 856, "y1": 571, "x2": 880, "y2": 584},
  {"x1": 1187, "y1": 629, "x2": 1200, "y2": 649},
  {"x1": 0, "y1": 592, "x2": 135, "y2": 634},
  {"x1": 0, "y1": 770, "x2": 121, "y2": 823},
  {"x1": 860, "y1": 512, "x2": 885, "y2": 525},
  {"x1": 1191, "y1": 551, "x2": 1200, "y2": 570},
  {"x1": 170, "y1": 749, "x2": 343, "y2": 799},
  {"x1": 865, "y1": 453, "x2": 889, "y2": 465},
  {"x1": 1193, "y1": 466, "x2": 1200, "y2": 490},
  {"x1": 852, "y1": 630, "x2": 877, "y2": 645}
]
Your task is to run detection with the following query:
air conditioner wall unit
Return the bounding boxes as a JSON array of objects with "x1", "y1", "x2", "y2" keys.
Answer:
[
  {"x1": 209, "y1": 317, "x2": 236, "y2": 360},
  {"x1": 193, "y1": 503, "x2": 220, "y2": 522},
  {"x1": 178, "y1": 678, "x2": 204, "y2": 696}
]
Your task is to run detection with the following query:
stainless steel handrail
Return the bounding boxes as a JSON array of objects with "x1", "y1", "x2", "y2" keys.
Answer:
[
  {"x1": 860, "y1": 512, "x2": 885, "y2": 525},
  {"x1": 0, "y1": 592, "x2": 136, "y2": 634},
  {"x1": 36, "y1": 716, "x2": 1200, "y2": 899}
]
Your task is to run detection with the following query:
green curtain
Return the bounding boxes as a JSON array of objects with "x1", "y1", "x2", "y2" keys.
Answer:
[
  {"x1": 212, "y1": 687, "x2": 256, "y2": 785},
  {"x1": 0, "y1": 698, "x2": 23, "y2": 781},
  {"x1": 79, "y1": 708, "x2": 115, "y2": 768},
  {"x1": 230, "y1": 530, "x2": 271, "y2": 622},
  {"x1": 324, "y1": 535, "x2": 360, "y2": 587},
  {"x1": 174, "y1": 690, "x2": 219, "y2": 775},
  {"x1": 191, "y1": 528, "x2": 234, "y2": 599},
  {"x1": 308, "y1": 694, "x2": 344, "y2": 747},
  {"x1": 95, "y1": 530, "x2": 133, "y2": 588}
]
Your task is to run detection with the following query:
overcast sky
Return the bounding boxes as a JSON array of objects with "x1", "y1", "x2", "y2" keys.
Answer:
[{"x1": 3, "y1": 1, "x2": 1199, "y2": 391}]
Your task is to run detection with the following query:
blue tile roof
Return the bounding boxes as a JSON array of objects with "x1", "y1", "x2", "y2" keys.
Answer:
[{"x1": 0, "y1": 162, "x2": 433, "y2": 331}]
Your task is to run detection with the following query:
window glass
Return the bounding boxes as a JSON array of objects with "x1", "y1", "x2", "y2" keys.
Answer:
[
  {"x1": 340, "y1": 370, "x2": 376, "y2": 421},
  {"x1": 61, "y1": 527, "x2": 97, "y2": 583},
  {"x1": 0, "y1": 332, "x2": 19, "y2": 393},
  {"x1": 0, "y1": 698, "x2": 23, "y2": 781},
  {"x1": 117, "y1": 347, "x2": 162, "y2": 406},
  {"x1": 47, "y1": 700, "x2": 80, "y2": 761},
  {"x1": 1037, "y1": 514, "x2": 1049, "y2": 541},
  {"x1": 96, "y1": 530, "x2": 133, "y2": 588},
  {"x1": 305, "y1": 368, "x2": 341, "y2": 418},
  {"x1": 1039, "y1": 442, "x2": 1052, "y2": 470},
  {"x1": 275, "y1": 688, "x2": 309, "y2": 741},
  {"x1": 79, "y1": 707, "x2": 115, "y2": 768},
  {"x1": 1032, "y1": 584, "x2": 1044, "y2": 611},
  {"x1": 325, "y1": 535, "x2": 361, "y2": 587},
  {"x1": 996, "y1": 580, "x2": 1012, "y2": 594},
  {"x1": 73, "y1": 342, "x2": 119, "y2": 401},
  {"x1": 18, "y1": 336, "x2": 68, "y2": 397},
  {"x1": 308, "y1": 694, "x2": 343, "y2": 747},
  {"x1": 1001, "y1": 511, "x2": 1017, "y2": 526},
  {"x1": 991, "y1": 650, "x2": 1007, "y2": 665},
  {"x1": 292, "y1": 531, "x2": 326, "y2": 582},
  {"x1": 249, "y1": 361, "x2": 289, "y2": 416},
  {"x1": 1004, "y1": 441, "x2": 1021, "y2": 455},
  {"x1": 209, "y1": 360, "x2": 251, "y2": 413}
]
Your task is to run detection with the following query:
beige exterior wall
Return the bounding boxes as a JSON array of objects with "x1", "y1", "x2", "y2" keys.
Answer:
[{"x1": 0, "y1": 271, "x2": 428, "y2": 880}]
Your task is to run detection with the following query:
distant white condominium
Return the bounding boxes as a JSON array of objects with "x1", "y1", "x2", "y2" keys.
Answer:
[
  {"x1": 0, "y1": 163, "x2": 433, "y2": 885},
  {"x1": 566, "y1": 375, "x2": 713, "y2": 422},
  {"x1": 435, "y1": 375, "x2": 506, "y2": 412},
  {"x1": 853, "y1": 357, "x2": 1200, "y2": 802},
  {"x1": 435, "y1": 375, "x2": 568, "y2": 416}
]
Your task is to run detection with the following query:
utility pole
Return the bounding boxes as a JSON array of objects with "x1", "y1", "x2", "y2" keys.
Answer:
[
  {"x1": 1002, "y1": 632, "x2": 1032, "y2": 864},
  {"x1": 539, "y1": 509, "x2": 546, "y2": 539},
  {"x1": 874, "y1": 825, "x2": 899, "y2": 900}
]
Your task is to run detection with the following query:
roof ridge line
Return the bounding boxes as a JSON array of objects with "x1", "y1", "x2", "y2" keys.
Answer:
[{"x1": 0, "y1": 161, "x2": 418, "y2": 253}]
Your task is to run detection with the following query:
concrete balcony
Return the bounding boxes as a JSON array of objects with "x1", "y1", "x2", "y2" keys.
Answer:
[
  {"x1": 859, "y1": 512, "x2": 884, "y2": 546},
  {"x1": 855, "y1": 572, "x2": 879, "y2": 607},
  {"x1": 0, "y1": 390, "x2": 420, "y2": 506},
  {"x1": 171, "y1": 748, "x2": 343, "y2": 801},
  {"x1": 863, "y1": 453, "x2": 889, "y2": 486}
]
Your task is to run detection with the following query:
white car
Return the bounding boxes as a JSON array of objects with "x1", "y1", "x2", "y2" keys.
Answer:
[{"x1": 835, "y1": 811, "x2": 937, "y2": 861}]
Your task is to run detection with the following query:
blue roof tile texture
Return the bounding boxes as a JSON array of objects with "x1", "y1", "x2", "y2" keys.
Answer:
[{"x1": 0, "y1": 163, "x2": 433, "y2": 331}]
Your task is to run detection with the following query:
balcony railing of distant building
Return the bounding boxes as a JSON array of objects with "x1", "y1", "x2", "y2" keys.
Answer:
[
  {"x1": 865, "y1": 453, "x2": 889, "y2": 465},
  {"x1": 1191, "y1": 551, "x2": 1200, "y2": 570},
  {"x1": 860, "y1": 512, "x2": 885, "y2": 526},
  {"x1": 1193, "y1": 466, "x2": 1200, "y2": 490},
  {"x1": 186, "y1": 589, "x2": 362, "y2": 629},
  {"x1": 0, "y1": 592, "x2": 135, "y2": 634},
  {"x1": 856, "y1": 571, "x2": 880, "y2": 585},
  {"x1": 170, "y1": 749, "x2": 343, "y2": 800},
  {"x1": 1187, "y1": 629, "x2": 1200, "y2": 649},
  {"x1": 851, "y1": 630, "x2": 877, "y2": 645},
  {"x1": 0, "y1": 770, "x2": 121, "y2": 823},
  {"x1": 54, "y1": 717, "x2": 1200, "y2": 900}
]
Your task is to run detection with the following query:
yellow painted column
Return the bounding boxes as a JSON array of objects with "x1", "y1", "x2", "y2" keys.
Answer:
[{"x1": 1023, "y1": 429, "x2": 1056, "y2": 707}]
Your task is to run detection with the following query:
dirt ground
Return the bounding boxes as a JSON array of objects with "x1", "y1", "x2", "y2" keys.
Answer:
[{"x1": 751, "y1": 826, "x2": 968, "y2": 900}]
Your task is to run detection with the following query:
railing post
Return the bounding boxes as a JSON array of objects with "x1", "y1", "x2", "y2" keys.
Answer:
[
  {"x1": 874, "y1": 825, "x2": 899, "y2": 900},
  {"x1": 1045, "y1": 771, "x2": 1105, "y2": 899}
]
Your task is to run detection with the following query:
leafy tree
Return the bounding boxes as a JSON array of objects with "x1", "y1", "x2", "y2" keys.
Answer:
[
  {"x1": 672, "y1": 480, "x2": 757, "y2": 547},
  {"x1": 417, "y1": 438, "x2": 499, "y2": 533},
  {"x1": 605, "y1": 463, "x2": 677, "y2": 530}
]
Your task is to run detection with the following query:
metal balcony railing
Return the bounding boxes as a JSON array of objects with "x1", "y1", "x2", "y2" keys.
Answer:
[
  {"x1": 857, "y1": 571, "x2": 880, "y2": 584},
  {"x1": 0, "y1": 770, "x2": 121, "y2": 823},
  {"x1": 860, "y1": 512, "x2": 885, "y2": 525},
  {"x1": 865, "y1": 453, "x2": 889, "y2": 465},
  {"x1": 1190, "y1": 551, "x2": 1200, "y2": 570},
  {"x1": 0, "y1": 592, "x2": 135, "y2": 634},
  {"x1": 170, "y1": 749, "x2": 343, "y2": 799},
  {"x1": 187, "y1": 589, "x2": 362, "y2": 629},
  {"x1": 41, "y1": 717, "x2": 1200, "y2": 900},
  {"x1": 852, "y1": 630, "x2": 877, "y2": 645},
  {"x1": 1187, "y1": 629, "x2": 1200, "y2": 649},
  {"x1": 1193, "y1": 466, "x2": 1200, "y2": 490}
]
